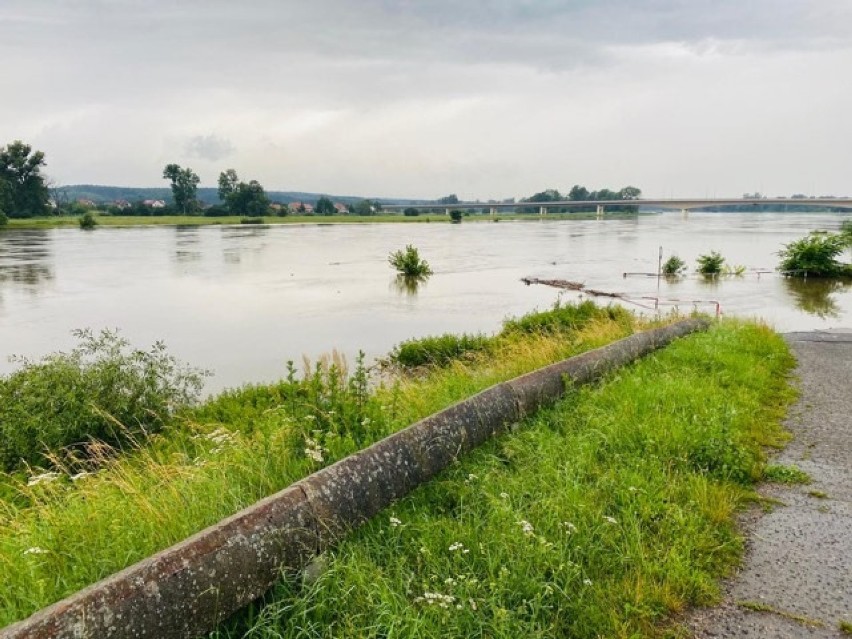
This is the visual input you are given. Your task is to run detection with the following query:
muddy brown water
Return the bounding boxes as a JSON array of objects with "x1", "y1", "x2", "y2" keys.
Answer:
[{"x1": 0, "y1": 212, "x2": 849, "y2": 393}]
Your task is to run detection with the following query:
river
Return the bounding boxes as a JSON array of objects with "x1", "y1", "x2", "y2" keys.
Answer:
[{"x1": 1, "y1": 211, "x2": 849, "y2": 392}]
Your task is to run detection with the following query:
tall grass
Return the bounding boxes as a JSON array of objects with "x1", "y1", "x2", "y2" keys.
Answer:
[
  {"x1": 210, "y1": 321, "x2": 796, "y2": 639},
  {"x1": 0, "y1": 303, "x2": 643, "y2": 626}
]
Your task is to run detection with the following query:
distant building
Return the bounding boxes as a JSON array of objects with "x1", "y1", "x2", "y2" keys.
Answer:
[
  {"x1": 333, "y1": 203, "x2": 349, "y2": 214},
  {"x1": 143, "y1": 199, "x2": 166, "y2": 209},
  {"x1": 76, "y1": 198, "x2": 96, "y2": 207},
  {"x1": 289, "y1": 201, "x2": 314, "y2": 214},
  {"x1": 113, "y1": 200, "x2": 131, "y2": 210}
]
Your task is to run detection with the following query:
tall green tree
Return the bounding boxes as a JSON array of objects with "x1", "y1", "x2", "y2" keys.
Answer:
[
  {"x1": 315, "y1": 195, "x2": 335, "y2": 216},
  {"x1": 162, "y1": 164, "x2": 200, "y2": 214},
  {"x1": 218, "y1": 169, "x2": 269, "y2": 215},
  {"x1": 217, "y1": 168, "x2": 239, "y2": 202},
  {"x1": 0, "y1": 140, "x2": 50, "y2": 218}
]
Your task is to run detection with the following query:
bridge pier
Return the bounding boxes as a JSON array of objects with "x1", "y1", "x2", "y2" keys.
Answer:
[
  {"x1": 490, "y1": 207, "x2": 497, "y2": 216},
  {"x1": 445, "y1": 207, "x2": 450, "y2": 216},
  {"x1": 596, "y1": 204, "x2": 604, "y2": 218},
  {"x1": 539, "y1": 206, "x2": 546, "y2": 216},
  {"x1": 681, "y1": 208, "x2": 689, "y2": 219}
]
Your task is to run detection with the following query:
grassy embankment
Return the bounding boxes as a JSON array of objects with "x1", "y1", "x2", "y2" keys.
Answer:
[
  {"x1": 4, "y1": 211, "x2": 630, "y2": 230},
  {"x1": 210, "y1": 321, "x2": 796, "y2": 639},
  {"x1": 0, "y1": 303, "x2": 639, "y2": 627}
]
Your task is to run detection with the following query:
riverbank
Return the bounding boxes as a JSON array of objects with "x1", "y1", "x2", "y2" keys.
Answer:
[
  {"x1": 0, "y1": 303, "x2": 641, "y2": 627},
  {"x1": 3, "y1": 211, "x2": 620, "y2": 229},
  {"x1": 209, "y1": 321, "x2": 796, "y2": 638}
]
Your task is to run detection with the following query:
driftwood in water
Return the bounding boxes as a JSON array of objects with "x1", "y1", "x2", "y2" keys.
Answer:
[
  {"x1": 522, "y1": 277, "x2": 624, "y2": 299},
  {"x1": 521, "y1": 277, "x2": 585, "y2": 291}
]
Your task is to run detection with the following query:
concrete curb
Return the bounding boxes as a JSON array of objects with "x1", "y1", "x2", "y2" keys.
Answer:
[{"x1": 1, "y1": 318, "x2": 710, "y2": 639}]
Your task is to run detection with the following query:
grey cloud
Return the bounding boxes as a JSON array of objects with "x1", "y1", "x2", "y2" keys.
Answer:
[{"x1": 184, "y1": 134, "x2": 235, "y2": 161}]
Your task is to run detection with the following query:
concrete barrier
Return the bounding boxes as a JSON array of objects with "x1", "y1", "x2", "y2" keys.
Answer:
[{"x1": 1, "y1": 318, "x2": 709, "y2": 639}]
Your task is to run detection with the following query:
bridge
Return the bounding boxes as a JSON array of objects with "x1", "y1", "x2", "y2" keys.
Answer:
[{"x1": 383, "y1": 197, "x2": 852, "y2": 217}]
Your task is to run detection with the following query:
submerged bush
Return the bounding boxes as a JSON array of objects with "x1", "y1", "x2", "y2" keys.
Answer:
[
  {"x1": 696, "y1": 251, "x2": 725, "y2": 275},
  {"x1": 778, "y1": 231, "x2": 851, "y2": 277},
  {"x1": 449, "y1": 209, "x2": 463, "y2": 223},
  {"x1": 388, "y1": 244, "x2": 432, "y2": 276},
  {"x1": 0, "y1": 330, "x2": 207, "y2": 471},
  {"x1": 78, "y1": 211, "x2": 97, "y2": 230},
  {"x1": 662, "y1": 254, "x2": 686, "y2": 275},
  {"x1": 391, "y1": 333, "x2": 492, "y2": 369},
  {"x1": 240, "y1": 216, "x2": 265, "y2": 224}
]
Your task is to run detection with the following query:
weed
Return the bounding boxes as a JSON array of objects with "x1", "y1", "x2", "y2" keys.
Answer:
[
  {"x1": 763, "y1": 464, "x2": 811, "y2": 485},
  {"x1": 0, "y1": 329, "x2": 207, "y2": 472},
  {"x1": 778, "y1": 231, "x2": 852, "y2": 277},
  {"x1": 807, "y1": 490, "x2": 828, "y2": 499},
  {"x1": 390, "y1": 333, "x2": 492, "y2": 369},
  {"x1": 696, "y1": 251, "x2": 725, "y2": 275},
  {"x1": 388, "y1": 244, "x2": 433, "y2": 276},
  {"x1": 840, "y1": 620, "x2": 852, "y2": 634},
  {"x1": 737, "y1": 601, "x2": 824, "y2": 628},
  {"x1": 662, "y1": 255, "x2": 686, "y2": 276}
]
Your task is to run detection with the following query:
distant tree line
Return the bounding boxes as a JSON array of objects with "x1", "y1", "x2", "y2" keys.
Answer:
[{"x1": 520, "y1": 185, "x2": 642, "y2": 213}]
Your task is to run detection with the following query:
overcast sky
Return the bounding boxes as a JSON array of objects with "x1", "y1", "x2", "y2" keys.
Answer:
[{"x1": 2, "y1": 0, "x2": 851, "y2": 199}]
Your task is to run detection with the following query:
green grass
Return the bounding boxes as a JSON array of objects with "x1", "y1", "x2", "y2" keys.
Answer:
[
  {"x1": 0, "y1": 304, "x2": 644, "y2": 627},
  {"x1": 209, "y1": 321, "x2": 796, "y2": 639}
]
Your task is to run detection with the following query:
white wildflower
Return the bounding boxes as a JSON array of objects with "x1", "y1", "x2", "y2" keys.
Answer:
[
  {"x1": 583, "y1": 578, "x2": 592, "y2": 586},
  {"x1": 23, "y1": 547, "x2": 48, "y2": 555},
  {"x1": 414, "y1": 592, "x2": 456, "y2": 609},
  {"x1": 389, "y1": 516, "x2": 402, "y2": 528},
  {"x1": 448, "y1": 542, "x2": 468, "y2": 553},
  {"x1": 361, "y1": 417, "x2": 371, "y2": 426},
  {"x1": 304, "y1": 436, "x2": 325, "y2": 463},
  {"x1": 499, "y1": 492, "x2": 510, "y2": 499},
  {"x1": 561, "y1": 521, "x2": 577, "y2": 533},
  {"x1": 468, "y1": 598, "x2": 478, "y2": 611},
  {"x1": 517, "y1": 520, "x2": 534, "y2": 536},
  {"x1": 603, "y1": 516, "x2": 618, "y2": 525},
  {"x1": 27, "y1": 471, "x2": 60, "y2": 487}
]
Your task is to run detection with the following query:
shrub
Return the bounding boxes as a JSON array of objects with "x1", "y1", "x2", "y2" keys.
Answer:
[
  {"x1": 449, "y1": 209, "x2": 463, "y2": 223},
  {"x1": 0, "y1": 211, "x2": 7, "y2": 227},
  {"x1": 79, "y1": 211, "x2": 97, "y2": 229},
  {"x1": 696, "y1": 251, "x2": 725, "y2": 275},
  {"x1": 403, "y1": 207, "x2": 420, "y2": 217},
  {"x1": 0, "y1": 329, "x2": 207, "y2": 471},
  {"x1": 388, "y1": 244, "x2": 432, "y2": 276},
  {"x1": 778, "y1": 231, "x2": 850, "y2": 277},
  {"x1": 240, "y1": 216, "x2": 264, "y2": 224},
  {"x1": 502, "y1": 300, "x2": 630, "y2": 335},
  {"x1": 662, "y1": 255, "x2": 686, "y2": 275},
  {"x1": 390, "y1": 333, "x2": 491, "y2": 368}
]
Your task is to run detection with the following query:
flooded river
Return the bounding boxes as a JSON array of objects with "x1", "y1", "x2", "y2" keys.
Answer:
[{"x1": 1, "y1": 212, "x2": 849, "y2": 392}]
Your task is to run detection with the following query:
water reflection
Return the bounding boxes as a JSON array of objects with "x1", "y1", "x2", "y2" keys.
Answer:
[
  {"x1": 391, "y1": 274, "x2": 429, "y2": 296},
  {"x1": 173, "y1": 225, "x2": 201, "y2": 264},
  {"x1": 222, "y1": 225, "x2": 270, "y2": 265},
  {"x1": 0, "y1": 230, "x2": 54, "y2": 289},
  {"x1": 783, "y1": 277, "x2": 852, "y2": 319}
]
